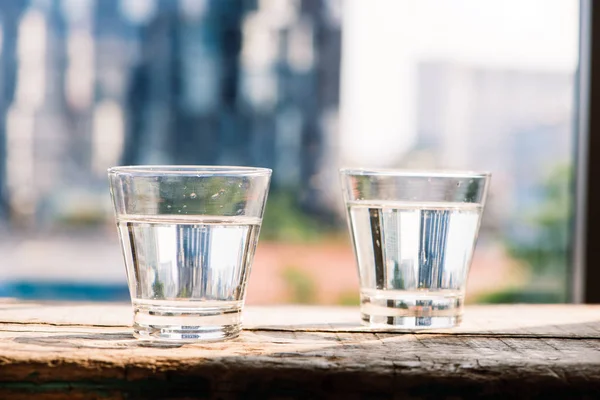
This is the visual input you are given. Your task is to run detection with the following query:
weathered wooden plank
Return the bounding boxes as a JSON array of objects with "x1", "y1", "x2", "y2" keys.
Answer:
[
  {"x1": 0, "y1": 302, "x2": 599, "y2": 399},
  {"x1": 0, "y1": 327, "x2": 599, "y2": 398},
  {"x1": 2, "y1": 301, "x2": 600, "y2": 338}
]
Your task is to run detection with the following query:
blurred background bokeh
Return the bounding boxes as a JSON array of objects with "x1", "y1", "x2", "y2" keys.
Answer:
[{"x1": 0, "y1": 0, "x2": 578, "y2": 304}]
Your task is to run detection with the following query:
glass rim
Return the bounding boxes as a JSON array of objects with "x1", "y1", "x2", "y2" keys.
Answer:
[
  {"x1": 108, "y1": 165, "x2": 272, "y2": 177},
  {"x1": 339, "y1": 167, "x2": 491, "y2": 179}
]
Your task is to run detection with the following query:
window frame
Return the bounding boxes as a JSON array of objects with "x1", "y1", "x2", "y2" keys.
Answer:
[{"x1": 573, "y1": 0, "x2": 600, "y2": 303}]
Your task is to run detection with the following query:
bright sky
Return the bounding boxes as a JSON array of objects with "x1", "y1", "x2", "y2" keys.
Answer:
[{"x1": 340, "y1": 0, "x2": 580, "y2": 167}]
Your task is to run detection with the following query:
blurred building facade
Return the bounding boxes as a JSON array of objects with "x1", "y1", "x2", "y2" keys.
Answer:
[
  {"x1": 0, "y1": 0, "x2": 342, "y2": 228},
  {"x1": 0, "y1": 1, "x2": 574, "y2": 242}
]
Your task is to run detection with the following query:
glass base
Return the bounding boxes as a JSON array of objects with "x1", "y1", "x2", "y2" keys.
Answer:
[
  {"x1": 360, "y1": 290, "x2": 463, "y2": 329},
  {"x1": 132, "y1": 300, "x2": 242, "y2": 342}
]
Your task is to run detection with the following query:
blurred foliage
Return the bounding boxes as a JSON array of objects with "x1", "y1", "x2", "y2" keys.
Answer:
[
  {"x1": 281, "y1": 265, "x2": 317, "y2": 304},
  {"x1": 503, "y1": 164, "x2": 571, "y2": 302},
  {"x1": 261, "y1": 191, "x2": 330, "y2": 242},
  {"x1": 152, "y1": 270, "x2": 165, "y2": 299},
  {"x1": 159, "y1": 176, "x2": 247, "y2": 216},
  {"x1": 45, "y1": 188, "x2": 111, "y2": 228},
  {"x1": 466, "y1": 177, "x2": 482, "y2": 202},
  {"x1": 336, "y1": 291, "x2": 360, "y2": 306},
  {"x1": 177, "y1": 286, "x2": 191, "y2": 298},
  {"x1": 476, "y1": 287, "x2": 564, "y2": 304},
  {"x1": 55, "y1": 210, "x2": 107, "y2": 227}
]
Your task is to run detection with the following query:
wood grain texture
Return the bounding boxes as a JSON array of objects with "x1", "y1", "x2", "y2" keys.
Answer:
[{"x1": 0, "y1": 301, "x2": 599, "y2": 399}]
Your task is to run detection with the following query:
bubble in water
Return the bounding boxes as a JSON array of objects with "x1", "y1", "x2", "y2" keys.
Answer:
[
  {"x1": 190, "y1": 193, "x2": 197, "y2": 199},
  {"x1": 211, "y1": 189, "x2": 226, "y2": 199},
  {"x1": 183, "y1": 205, "x2": 187, "y2": 208},
  {"x1": 167, "y1": 205, "x2": 172, "y2": 209},
  {"x1": 178, "y1": 210, "x2": 181, "y2": 213}
]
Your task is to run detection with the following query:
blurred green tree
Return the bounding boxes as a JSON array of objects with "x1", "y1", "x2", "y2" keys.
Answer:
[
  {"x1": 489, "y1": 164, "x2": 571, "y2": 303},
  {"x1": 281, "y1": 265, "x2": 317, "y2": 304},
  {"x1": 260, "y1": 191, "x2": 328, "y2": 243}
]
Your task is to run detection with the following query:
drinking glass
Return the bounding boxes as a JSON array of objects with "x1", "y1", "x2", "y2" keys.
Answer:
[
  {"x1": 340, "y1": 169, "x2": 490, "y2": 329},
  {"x1": 108, "y1": 166, "x2": 271, "y2": 341}
]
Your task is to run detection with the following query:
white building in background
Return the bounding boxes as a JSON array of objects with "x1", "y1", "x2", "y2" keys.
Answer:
[
  {"x1": 340, "y1": 0, "x2": 578, "y2": 168},
  {"x1": 339, "y1": 0, "x2": 578, "y2": 233},
  {"x1": 410, "y1": 61, "x2": 573, "y2": 234}
]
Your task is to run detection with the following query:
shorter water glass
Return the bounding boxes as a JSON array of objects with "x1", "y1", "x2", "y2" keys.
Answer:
[{"x1": 340, "y1": 169, "x2": 490, "y2": 329}]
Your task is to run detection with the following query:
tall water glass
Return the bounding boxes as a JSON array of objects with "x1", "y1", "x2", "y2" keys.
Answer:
[
  {"x1": 109, "y1": 166, "x2": 271, "y2": 341},
  {"x1": 340, "y1": 169, "x2": 490, "y2": 329}
]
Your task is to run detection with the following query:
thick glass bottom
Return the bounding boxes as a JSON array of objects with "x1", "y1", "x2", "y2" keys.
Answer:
[
  {"x1": 132, "y1": 300, "x2": 242, "y2": 342},
  {"x1": 360, "y1": 289, "x2": 463, "y2": 329}
]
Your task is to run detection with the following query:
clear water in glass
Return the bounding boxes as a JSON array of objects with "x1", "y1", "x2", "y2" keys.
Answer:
[
  {"x1": 347, "y1": 201, "x2": 483, "y2": 328},
  {"x1": 117, "y1": 214, "x2": 261, "y2": 341}
]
